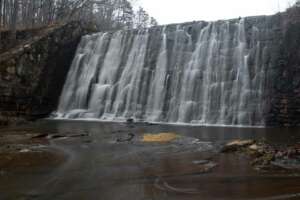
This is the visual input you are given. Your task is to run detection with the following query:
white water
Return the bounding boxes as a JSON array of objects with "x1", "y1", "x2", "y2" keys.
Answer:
[{"x1": 55, "y1": 19, "x2": 268, "y2": 126}]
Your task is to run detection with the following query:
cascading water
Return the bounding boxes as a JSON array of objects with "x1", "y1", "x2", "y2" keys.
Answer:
[{"x1": 55, "y1": 18, "x2": 270, "y2": 126}]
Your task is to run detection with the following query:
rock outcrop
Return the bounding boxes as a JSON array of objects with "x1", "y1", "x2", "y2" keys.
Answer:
[
  {"x1": 266, "y1": 7, "x2": 300, "y2": 127},
  {"x1": 0, "y1": 22, "x2": 96, "y2": 126}
]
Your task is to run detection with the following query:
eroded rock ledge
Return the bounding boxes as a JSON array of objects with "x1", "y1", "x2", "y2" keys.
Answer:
[{"x1": 0, "y1": 22, "x2": 96, "y2": 126}]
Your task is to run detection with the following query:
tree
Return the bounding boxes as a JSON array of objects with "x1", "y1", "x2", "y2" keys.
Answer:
[
  {"x1": 150, "y1": 17, "x2": 158, "y2": 27},
  {"x1": 134, "y1": 7, "x2": 148, "y2": 29},
  {"x1": 114, "y1": 0, "x2": 134, "y2": 29},
  {"x1": 9, "y1": 0, "x2": 20, "y2": 43},
  {"x1": 0, "y1": 0, "x2": 157, "y2": 50}
]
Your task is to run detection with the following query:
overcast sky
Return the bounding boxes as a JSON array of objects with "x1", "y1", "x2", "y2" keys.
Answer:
[{"x1": 137, "y1": 0, "x2": 295, "y2": 25}]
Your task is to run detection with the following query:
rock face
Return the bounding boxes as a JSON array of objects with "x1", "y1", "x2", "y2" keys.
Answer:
[
  {"x1": 0, "y1": 22, "x2": 95, "y2": 126},
  {"x1": 266, "y1": 8, "x2": 300, "y2": 127},
  {"x1": 0, "y1": 27, "x2": 50, "y2": 53}
]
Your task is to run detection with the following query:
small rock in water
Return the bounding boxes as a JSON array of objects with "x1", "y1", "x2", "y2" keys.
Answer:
[
  {"x1": 69, "y1": 133, "x2": 89, "y2": 138},
  {"x1": 249, "y1": 144, "x2": 259, "y2": 151},
  {"x1": 145, "y1": 122, "x2": 157, "y2": 126},
  {"x1": 198, "y1": 161, "x2": 218, "y2": 173},
  {"x1": 47, "y1": 134, "x2": 67, "y2": 139},
  {"x1": 20, "y1": 149, "x2": 31, "y2": 153},
  {"x1": 248, "y1": 144, "x2": 264, "y2": 153},
  {"x1": 126, "y1": 118, "x2": 134, "y2": 123},
  {"x1": 192, "y1": 160, "x2": 210, "y2": 165},
  {"x1": 222, "y1": 139, "x2": 254, "y2": 152},
  {"x1": 31, "y1": 133, "x2": 49, "y2": 139},
  {"x1": 116, "y1": 133, "x2": 135, "y2": 143},
  {"x1": 271, "y1": 159, "x2": 300, "y2": 170}
]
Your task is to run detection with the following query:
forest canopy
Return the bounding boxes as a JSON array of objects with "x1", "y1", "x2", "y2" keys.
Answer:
[{"x1": 0, "y1": 0, "x2": 158, "y2": 42}]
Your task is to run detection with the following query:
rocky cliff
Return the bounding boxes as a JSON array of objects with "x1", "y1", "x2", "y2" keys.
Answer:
[
  {"x1": 0, "y1": 22, "x2": 95, "y2": 126},
  {"x1": 266, "y1": 8, "x2": 300, "y2": 126}
]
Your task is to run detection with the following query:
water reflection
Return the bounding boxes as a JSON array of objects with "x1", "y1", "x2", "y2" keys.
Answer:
[
  {"x1": 1, "y1": 120, "x2": 299, "y2": 200},
  {"x1": 30, "y1": 120, "x2": 300, "y2": 144}
]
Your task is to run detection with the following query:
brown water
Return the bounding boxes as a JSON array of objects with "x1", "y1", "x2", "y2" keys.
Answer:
[{"x1": 0, "y1": 120, "x2": 300, "y2": 200}]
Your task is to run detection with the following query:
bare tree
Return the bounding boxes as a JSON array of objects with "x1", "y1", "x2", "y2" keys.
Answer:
[
  {"x1": 150, "y1": 17, "x2": 158, "y2": 27},
  {"x1": 10, "y1": 0, "x2": 20, "y2": 43},
  {"x1": 0, "y1": 0, "x2": 158, "y2": 50}
]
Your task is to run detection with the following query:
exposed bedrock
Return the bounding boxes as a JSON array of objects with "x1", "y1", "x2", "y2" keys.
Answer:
[{"x1": 0, "y1": 22, "x2": 96, "y2": 126}]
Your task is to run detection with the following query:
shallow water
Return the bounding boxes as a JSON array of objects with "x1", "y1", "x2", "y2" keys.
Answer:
[{"x1": 0, "y1": 120, "x2": 300, "y2": 200}]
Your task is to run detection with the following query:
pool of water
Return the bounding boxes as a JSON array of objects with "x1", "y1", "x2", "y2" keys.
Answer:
[{"x1": 0, "y1": 120, "x2": 299, "y2": 200}]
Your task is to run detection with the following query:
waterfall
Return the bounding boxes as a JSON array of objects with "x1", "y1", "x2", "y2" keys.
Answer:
[
  {"x1": 55, "y1": 18, "x2": 270, "y2": 126},
  {"x1": 145, "y1": 27, "x2": 168, "y2": 122}
]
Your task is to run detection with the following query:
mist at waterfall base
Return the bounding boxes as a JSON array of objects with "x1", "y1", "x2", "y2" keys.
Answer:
[{"x1": 54, "y1": 18, "x2": 270, "y2": 127}]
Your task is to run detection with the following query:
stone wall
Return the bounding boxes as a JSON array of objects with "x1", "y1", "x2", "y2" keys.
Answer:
[
  {"x1": 0, "y1": 22, "x2": 95, "y2": 126},
  {"x1": 266, "y1": 7, "x2": 300, "y2": 127}
]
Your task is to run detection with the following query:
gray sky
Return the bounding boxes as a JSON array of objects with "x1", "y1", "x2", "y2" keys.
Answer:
[{"x1": 138, "y1": 0, "x2": 295, "y2": 25}]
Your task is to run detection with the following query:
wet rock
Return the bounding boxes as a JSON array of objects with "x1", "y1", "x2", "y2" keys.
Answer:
[
  {"x1": 126, "y1": 118, "x2": 134, "y2": 123},
  {"x1": 116, "y1": 133, "x2": 135, "y2": 143},
  {"x1": 271, "y1": 159, "x2": 300, "y2": 170},
  {"x1": 222, "y1": 139, "x2": 255, "y2": 152},
  {"x1": 48, "y1": 134, "x2": 67, "y2": 139},
  {"x1": 19, "y1": 149, "x2": 31, "y2": 153},
  {"x1": 69, "y1": 133, "x2": 89, "y2": 138},
  {"x1": 247, "y1": 141, "x2": 300, "y2": 171},
  {"x1": 24, "y1": 44, "x2": 31, "y2": 50},
  {"x1": 175, "y1": 137, "x2": 215, "y2": 152},
  {"x1": 0, "y1": 22, "x2": 96, "y2": 127},
  {"x1": 248, "y1": 144, "x2": 265, "y2": 156},
  {"x1": 249, "y1": 144, "x2": 260, "y2": 151},
  {"x1": 252, "y1": 153, "x2": 275, "y2": 168},
  {"x1": 220, "y1": 140, "x2": 299, "y2": 171},
  {"x1": 197, "y1": 161, "x2": 218, "y2": 173},
  {"x1": 45, "y1": 132, "x2": 89, "y2": 140},
  {"x1": 31, "y1": 133, "x2": 49, "y2": 139},
  {"x1": 192, "y1": 160, "x2": 210, "y2": 165},
  {"x1": 145, "y1": 122, "x2": 157, "y2": 126}
]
